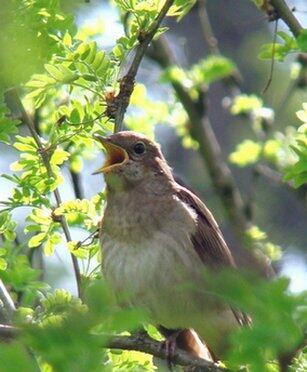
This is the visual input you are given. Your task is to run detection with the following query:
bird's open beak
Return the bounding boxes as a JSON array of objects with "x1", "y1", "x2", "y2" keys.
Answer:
[{"x1": 93, "y1": 134, "x2": 129, "y2": 174}]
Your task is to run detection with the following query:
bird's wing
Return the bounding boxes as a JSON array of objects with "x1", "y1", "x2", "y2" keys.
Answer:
[
  {"x1": 176, "y1": 185, "x2": 235, "y2": 268},
  {"x1": 176, "y1": 185, "x2": 250, "y2": 326}
]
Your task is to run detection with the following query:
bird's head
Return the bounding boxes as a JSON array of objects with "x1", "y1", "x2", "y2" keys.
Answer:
[{"x1": 93, "y1": 131, "x2": 173, "y2": 191}]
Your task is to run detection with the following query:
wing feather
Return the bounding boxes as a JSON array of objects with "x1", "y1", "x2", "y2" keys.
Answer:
[
  {"x1": 176, "y1": 185, "x2": 235, "y2": 267},
  {"x1": 176, "y1": 185, "x2": 251, "y2": 326}
]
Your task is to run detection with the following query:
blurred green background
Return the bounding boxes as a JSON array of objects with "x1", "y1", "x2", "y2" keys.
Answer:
[{"x1": 0, "y1": 0, "x2": 306, "y2": 294}]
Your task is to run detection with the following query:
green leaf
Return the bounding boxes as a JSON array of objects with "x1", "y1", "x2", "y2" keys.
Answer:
[
  {"x1": 191, "y1": 55, "x2": 236, "y2": 85},
  {"x1": 231, "y1": 94, "x2": 263, "y2": 115},
  {"x1": 44, "y1": 234, "x2": 62, "y2": 255},
  {"x1": 0, "y1": 257, "x2": 7, "y2": 271},
  {"x1": 50, "y1": 148, "x2": 70, "y2": 165},
  {"x1": 229, "y1": 140, "x2": 262, "y2": 167},
  {"x1": 28, "y1": 232, "x2": 46, "y2": 248},
  {"x1": 297, "y1": 29, "x2": 307, "y2": 52},
  {"x1": 45, "y1": 64, "x2": 64, "y2": 81},
  {"x1": 63, "y1": 32, "x2": 72, "y2": 47},
  {"x1": 0, "y1": 343, "x2": 36, "y2": 372}
]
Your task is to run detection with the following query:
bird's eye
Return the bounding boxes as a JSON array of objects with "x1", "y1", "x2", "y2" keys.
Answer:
[{"x1": 133, "y1": 142, "x2": 146, "y2": 155}]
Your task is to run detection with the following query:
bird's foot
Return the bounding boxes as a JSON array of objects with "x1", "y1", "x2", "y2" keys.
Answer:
[{"x1": 162, "y1": 331, "x2": 181, "y2": 370}]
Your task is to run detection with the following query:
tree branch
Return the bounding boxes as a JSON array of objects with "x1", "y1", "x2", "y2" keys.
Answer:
[
  {"x1": 112, "y1": 0, "x2": 174, "y2": 133},
  {"x1": 107, "y1": 333, "x2": 225, "y2": 371},
  {"x1": 0, "y1": 324, "x2": 225, "y2": 371},
  {"x1": 0, "y1": 324, "x2": 18, "y2": 341},
  {"x1": 70, "y1": 170, "x2": 84, "y2": 200},
  {"x1": 196, "y1": 2, "x2": 307, "y2": 214},
  {"x1": 150, "y1": 38, "x2": 250, "y2": 242},
  {"x1": 269, "y1": 0, "x2": 303, "y2": 37},
  {"x1": 0, "y1": 282, "x2": 16, "y2": 324},
  {"x1": 5, "y1": 88, "x2": 82, "y2": 298}
]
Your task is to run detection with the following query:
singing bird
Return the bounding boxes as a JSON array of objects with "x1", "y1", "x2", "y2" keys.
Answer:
[{"x1": 94, "y1": 131, "x2": 249, "y2": 361}]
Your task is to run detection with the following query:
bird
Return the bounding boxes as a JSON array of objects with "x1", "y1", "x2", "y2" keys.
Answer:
[{"x1": 94, "y1": 131, "x2": 249, "y2": 362}]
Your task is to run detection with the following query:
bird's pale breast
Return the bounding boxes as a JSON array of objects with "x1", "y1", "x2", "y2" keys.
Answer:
[{"x1": 100, "y1": 190, "x2": 237, "y2": 352}]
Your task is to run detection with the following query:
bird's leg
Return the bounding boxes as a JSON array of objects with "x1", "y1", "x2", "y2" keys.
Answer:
[{"x1": 162, "y1": 330, "x2": 182, "y2": 370}]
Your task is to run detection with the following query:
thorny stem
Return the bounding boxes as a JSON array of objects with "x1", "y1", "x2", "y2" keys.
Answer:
[
  {"x1": 113, "y1": 0, "x2": 174, "y2": 133},
  {"x1": 6, "y1": 88, "x2": 82, "y2": 298}
]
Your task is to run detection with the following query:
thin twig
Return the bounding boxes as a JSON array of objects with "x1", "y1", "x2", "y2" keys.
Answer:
[
  {"x1": 75, "y1": 229, "x2": 99, "y2": 249},
  {"x1": 113, "y1": 0, "x2": 174, "y2": 133},
  {"x1": 197, "y1": 0, "x2": 242, "y2": 91},
  {"x1": 262, "y1": 19, "x2": 279, "y2": 94},
  {"x1": 198, "y1": 0, "x2": 220, "y2": 55},
  {"x1": 5, "y1": 88, "x2": 82, "y2": 298}
]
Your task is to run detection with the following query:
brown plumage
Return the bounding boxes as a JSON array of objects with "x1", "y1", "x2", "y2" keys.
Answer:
[{"x1": 94, "y1": 131, "x2": 249, "y2": 361}]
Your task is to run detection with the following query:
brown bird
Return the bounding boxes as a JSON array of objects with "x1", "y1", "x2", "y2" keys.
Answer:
[{"x1": 94, "y1": 131, "x2": 249, "y2": 362}]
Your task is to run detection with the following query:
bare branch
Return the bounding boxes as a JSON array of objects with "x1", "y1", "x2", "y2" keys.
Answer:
[
  {"x1": 0, "y1": 281, "x2": 16, "y2": 324},
  {"x1": 70, "y1": 170, "x2": 84, "y2": 200},
  {"x1": 0, "y1": 324, "x2": 225, "y2": 371},
  {"x1": 112, "y1": 0, "x2": 174, "y2": 133},
  {"x1": 5, "y1": 88, "x2": 82, "y2": 298},
  {"x1": 150, "y1": 38, "x2": 250, "y2": 242},
  {"x1": 269, "y1": 0, "x2": 303, "y2": 37},
  {"x1": 107, "y1": 333, "x2": 226, "y2": 371},
  {"x1": 0, "y1": 324, "x2": 18, "y2": 341}
]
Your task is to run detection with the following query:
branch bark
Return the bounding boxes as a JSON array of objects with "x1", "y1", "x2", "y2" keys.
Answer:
[
  {"x1": 5, "y1": 88, "x2": 82, "y2": 298},
  {"x1": 112, "y1": 0, "x2": 174, "y2": 133},
  {"x1": 269, "y1": 0, "x2": 303, "y2": 37},
  {"x1": 107, "y1": 333, "x2": 225, "y2": 371},
  {"x1": 150, "y1": 38, "x2": 250, "y2": 243},
  {"x1": 197, "y1": 1, "x2": 307, "y2": 210},
  {"x1": 0, "y1": 324, "x2": 225, "y2": 371}
]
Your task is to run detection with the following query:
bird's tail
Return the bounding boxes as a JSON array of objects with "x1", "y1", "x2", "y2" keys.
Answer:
[{"x1": 176, "y1": 328, "x2": 215, "y2": 362}]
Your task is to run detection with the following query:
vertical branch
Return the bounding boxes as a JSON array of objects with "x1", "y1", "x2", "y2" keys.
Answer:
[
  {"x1": 198, "y1": 0, "x2": 220, "y2": 55},
  {"x1": 150, "y1": 38, "x2": 249, "y2": 240},
  {"x1": 5, "y1": 89, "x2": 82, "y2": 298},
  {"x1": 149, "y1": 38, "x2": 276, "y2": 278},
  {"x1": 112, "y1": 0, "x2": 174, "y2": 133},
  {"x1": 70, "y1": 170, "x2": 84, "y2": 200}
]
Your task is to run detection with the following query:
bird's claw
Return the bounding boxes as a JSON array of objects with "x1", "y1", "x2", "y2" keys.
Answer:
[{"x1": 162, "y1": 332, "x2": 180, "y2": 370}]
